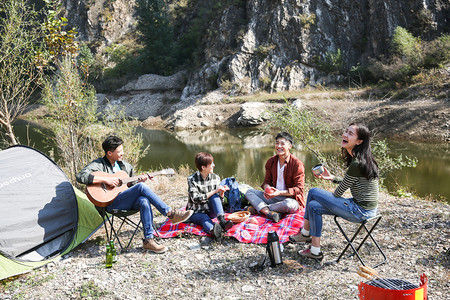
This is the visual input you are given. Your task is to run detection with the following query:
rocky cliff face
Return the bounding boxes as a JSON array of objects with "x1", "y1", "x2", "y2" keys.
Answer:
[
  {"x1": 181, "y1": 0, "x2": 448, "y2": 102},
  {"x1": 63, "y1": 0, "x2": 137, "y2": 44},
  {"x1": 61, "y1": 0, "x2": 448, "y2": 120}
]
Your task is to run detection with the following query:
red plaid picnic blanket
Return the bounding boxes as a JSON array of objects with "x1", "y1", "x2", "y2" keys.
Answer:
[{"x1": 157, "y1": 209, "x2": 305, "y2": 244}]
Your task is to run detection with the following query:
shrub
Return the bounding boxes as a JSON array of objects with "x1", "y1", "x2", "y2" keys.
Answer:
[
  {"x1": 368, "y1": 27, "x2": 448, "y2": 84},
  {"x1": 298, "y1": 13, "x2": 316, "y2": 30},
  {"x1": 318, "y1": 49, "x2": 343, "y2": 74},
  {"x1": 255, "y1": 44, "x2": 276, "y2": 60},
  {"x1": 423, "y1": 34, "x2": 450, "y2": 68}
]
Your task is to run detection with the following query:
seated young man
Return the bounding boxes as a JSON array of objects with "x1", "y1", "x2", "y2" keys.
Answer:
[
  {"x1": 76, "y1": 135, "x2": 193, "y2": 254},
  {"x1": 244, "y1": 132, "x2": 305, "y2": 222}
]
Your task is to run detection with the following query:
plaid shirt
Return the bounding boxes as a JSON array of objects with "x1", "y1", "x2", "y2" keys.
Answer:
[{"x1": 187, "y1": 171, "x2": 221, "y2": 213}]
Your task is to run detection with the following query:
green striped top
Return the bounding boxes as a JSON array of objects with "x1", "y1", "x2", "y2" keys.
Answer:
[{"x1": 332, "y1": 158, "x2": 379, "y2": 210}]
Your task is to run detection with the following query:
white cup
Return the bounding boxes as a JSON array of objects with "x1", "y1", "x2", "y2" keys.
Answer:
[{"x1": 312, "y1": 164, "x2": 324, "y2": 175}]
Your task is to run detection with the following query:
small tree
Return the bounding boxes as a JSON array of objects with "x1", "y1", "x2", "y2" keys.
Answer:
[
  {"x1": 0, "y1": 0, "x2": 43, "y2": 146},
  {"x1": 40, "y1": 2, "x2": 147, "y2": 184},
  {"x1": 267, "y1": 102, "x2": 417, "y2": 184},
  {"x1": 136, "y1": 0, "x2": 176, "y2": 74},
  {"x1": 41, "y1": 57, "x2": 99, "y2": 182}
]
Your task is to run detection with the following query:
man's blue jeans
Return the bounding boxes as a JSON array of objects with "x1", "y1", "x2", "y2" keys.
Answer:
[
  {"x1": 304, "y1": 188, "x2": 377, "y2": 237},
  {"x1": 188, "y1": 194, "x2": 225, "y2": 233},
  {"x1": 107, "y1": 182, "x2": 171, "y2": 239}
]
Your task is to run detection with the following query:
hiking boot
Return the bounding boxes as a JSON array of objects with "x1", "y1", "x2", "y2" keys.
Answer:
[
  {"x1": 298, "y1": 248, "x2": 323, "y2": 261},
  {"x1": 217, "y1": 214, "x2": 233, "y2": 231},
  {"x1": 245, "y1": 205, "x2": 258, "y2": 215},
  {"x1": 168, "y1": 209, "x2": 193, "y2": 225},
  {"x1": 289, "y1": 232, "x2": 312, "y2": 243},
  {"x1": 267, "y1": 211, "x2": 281, "y2": 223},
  {"x1": 210, "y1": 222, "x2": 223, "y2": 241},
  {"x1": 143, "y1": 238, "x2": 167, "y2": 254}
]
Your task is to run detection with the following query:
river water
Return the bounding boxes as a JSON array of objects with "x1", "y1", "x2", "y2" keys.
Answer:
[{"x1": 10, "y1": 120, "x2": 450, "y2": 202}]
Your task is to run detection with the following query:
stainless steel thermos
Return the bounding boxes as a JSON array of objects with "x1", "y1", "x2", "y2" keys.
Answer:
[{"x1": 267, "y1": 231, "x2": 283, "y2": 267}]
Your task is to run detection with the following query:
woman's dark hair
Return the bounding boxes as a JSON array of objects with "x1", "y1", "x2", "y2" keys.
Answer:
[
  {"x1": 341, "y1": 123, "x2": 379, "y2": 179},
  {"x1": 102, "y1": 136, "x2": 123, "y2": 154},
  {"x1": 195, "y1": 152, "x2": 214, "y2": 171}
]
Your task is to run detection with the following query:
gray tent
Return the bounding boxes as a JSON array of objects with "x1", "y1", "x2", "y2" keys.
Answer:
[{"x1": 0, "y1": 145, "x2": 102, "y2": 279}]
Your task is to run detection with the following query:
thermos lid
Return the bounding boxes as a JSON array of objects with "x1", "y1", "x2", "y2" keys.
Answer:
[{"x1": 267, "y1": 231, "x2": 279, "y2": 242}]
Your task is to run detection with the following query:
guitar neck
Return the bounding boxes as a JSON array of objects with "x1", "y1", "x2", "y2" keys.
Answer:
[{"x1": 121, "y1": 170, "x2": 167, "y2": 185}]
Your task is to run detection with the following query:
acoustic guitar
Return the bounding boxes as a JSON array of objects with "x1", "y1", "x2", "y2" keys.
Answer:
[{"x1": 86, "y1": 168, "x2": 175, "y2": 207}]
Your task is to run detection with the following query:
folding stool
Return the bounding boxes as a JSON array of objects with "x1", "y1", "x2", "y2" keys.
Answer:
[
  {"x1": 96, "y1": 207, "x2": 142, "y2": 251},
  {"x1": 334, "y1": 215, "x2": 387, "y2": 268}
]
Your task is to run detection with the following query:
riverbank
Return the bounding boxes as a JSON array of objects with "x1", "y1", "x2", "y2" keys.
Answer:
[
  {"x1": 22, "y1": 88, "x2": 450, "y2": 142},
  {"x1": 1, "y1": 174, "x2": 449, "y2": 299}
]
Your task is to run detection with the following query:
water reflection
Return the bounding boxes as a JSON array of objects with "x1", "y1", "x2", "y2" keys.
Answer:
[{"x1": 8, "y1": 120, "x2": 450, "y2": 202}]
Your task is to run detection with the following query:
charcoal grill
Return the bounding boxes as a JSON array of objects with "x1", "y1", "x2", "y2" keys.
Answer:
[{"x1": 358, "y1": 273, "x2": 427, "y2": 300}]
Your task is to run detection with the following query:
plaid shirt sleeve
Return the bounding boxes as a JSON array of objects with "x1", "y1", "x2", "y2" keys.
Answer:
[{"x1": 187, "y1": 172, "x2": 221, "y2": 213}]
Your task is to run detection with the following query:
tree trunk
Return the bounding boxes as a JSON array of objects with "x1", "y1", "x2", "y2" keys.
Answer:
[{"x1": 5, "y1": 122, "x2": 18, "y2": 146}]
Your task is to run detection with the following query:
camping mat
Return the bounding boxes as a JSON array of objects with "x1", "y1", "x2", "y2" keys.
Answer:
[{"x1": 157, "y1": 210, "x2": 305, "y2": 244}]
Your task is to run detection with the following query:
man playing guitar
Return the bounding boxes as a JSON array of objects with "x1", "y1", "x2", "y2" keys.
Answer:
[{"x1": 76, "y1": 135, "x2": 193, "y2": 254}]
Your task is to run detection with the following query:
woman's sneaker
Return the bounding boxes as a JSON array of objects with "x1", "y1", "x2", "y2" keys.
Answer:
[
  {"x1": 211, "y1": 222, "x2": 223, "y2": 242},
  {"x1": 298, "y1": 248, "x2": 323, "y2": 260},
  {"x1": 289, "y1": 232, "x2": 312, "y2": 243}
]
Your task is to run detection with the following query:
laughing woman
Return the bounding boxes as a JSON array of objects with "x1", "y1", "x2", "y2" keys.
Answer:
[{"x1": 289, "y1": 123, "x2": 379, "y2": 260}]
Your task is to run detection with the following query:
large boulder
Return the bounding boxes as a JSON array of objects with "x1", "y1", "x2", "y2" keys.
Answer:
[
  {"x1": 236, "y1": 102, "x2": 270, "y2": 126},
  {"x1": 118, "y1": 71, "x2": 186, "y2": 92}
]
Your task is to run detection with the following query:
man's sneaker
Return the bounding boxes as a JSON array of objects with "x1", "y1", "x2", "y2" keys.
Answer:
[
  {"x1": 298, "y1": 248, "x2": 323, "y2": 260},
  {"x1": 267, "y1": 211, "x2": 281, "y2": 223},
  {"x1": 289, "y1": 232, "x2": 312, "y2": 243},
  {"x1": 245, "y1": 206, "x2": 258, "y2": 215},
  {"x1": 168, "y1": 209, "x2": 193, "y2": 225},
  {"x1": 143, "y1": 238, "x2": 167, "y2": 254}
]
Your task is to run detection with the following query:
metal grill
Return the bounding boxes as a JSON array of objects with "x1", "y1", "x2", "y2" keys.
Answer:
[{"x1": 367, "y1": 278, "x2": 419, "y2": 290}]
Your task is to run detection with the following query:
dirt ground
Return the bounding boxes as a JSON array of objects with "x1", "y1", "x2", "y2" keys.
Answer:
[{"x1": 1, "y1": 174, "x2": 448, "y2": 300}]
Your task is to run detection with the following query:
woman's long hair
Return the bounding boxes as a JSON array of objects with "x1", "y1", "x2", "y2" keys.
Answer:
[{"x1": 341, "y1": 123, "x2": 379, "y2": 179}]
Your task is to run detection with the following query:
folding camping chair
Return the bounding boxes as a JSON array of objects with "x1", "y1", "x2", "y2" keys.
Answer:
[
  {"x1": 334, "y1": 215, "x2": 387, "y2": 268},
  {"x1": 96, "y1": 207, "x2": 143, "y2": 251}
]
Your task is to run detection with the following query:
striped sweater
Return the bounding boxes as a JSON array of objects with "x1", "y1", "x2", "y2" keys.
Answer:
[{"x1": 332, "y1": 159, "x2": 379, "y2": 210}]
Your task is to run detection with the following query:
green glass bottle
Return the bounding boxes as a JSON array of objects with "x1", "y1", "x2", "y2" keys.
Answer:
[
  {"x1": 105, "y1": 244, "x2": 112, "y2": 268},
  {"x1": 110, "y1": 240, "x2": 117, "y2": 263}
]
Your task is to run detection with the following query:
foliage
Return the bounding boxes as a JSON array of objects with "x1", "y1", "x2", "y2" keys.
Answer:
[
  {"x1": 136, "y1": 0, "x2": 176, "y2": 75},
  {"x1": 80, "y1": 280, "x2": 108, "y2": 298},
  {"x1": 318, "y1": 49, "x2": 343, "y2": 74},
  {"x1": 368, "y1": 27, "x2": 449, "y2": 84},
  {"x1": 422, "y1": 34, "x2": 450, "y2": 68},
  {"x1": 0, "y1": 0, "x2": 43, "y2": 146},
  {"x1": 40, "y1": 0, "x2": 79, "y2": 64},
  {"x1": 267, "y1": 102, "x2": 418, "y2": 186},
  {"x1": 39, "y1": 4, "x2": 148, "y2": 184},
  {"x1": 255, "y1": 44, "x2": 276, "y2": 60},
  {"x1": 298, "y1": 13, "x2": 316, "y2": 30},
  {"x1": 372, "y1": 139, "x2": 418, "y2": 180},
  {"x1": 77, "y1": 42, "x2": 95, "y2": 79},
  {"x1": 40, "y1": 57, "x2": 99, "y2": 183},
  {"x1": 266, "y1": 100, "x2": 335, "y2": 168},
  {"x1": 391, "y1": 26, "x2": 421, "y2": 59}
]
